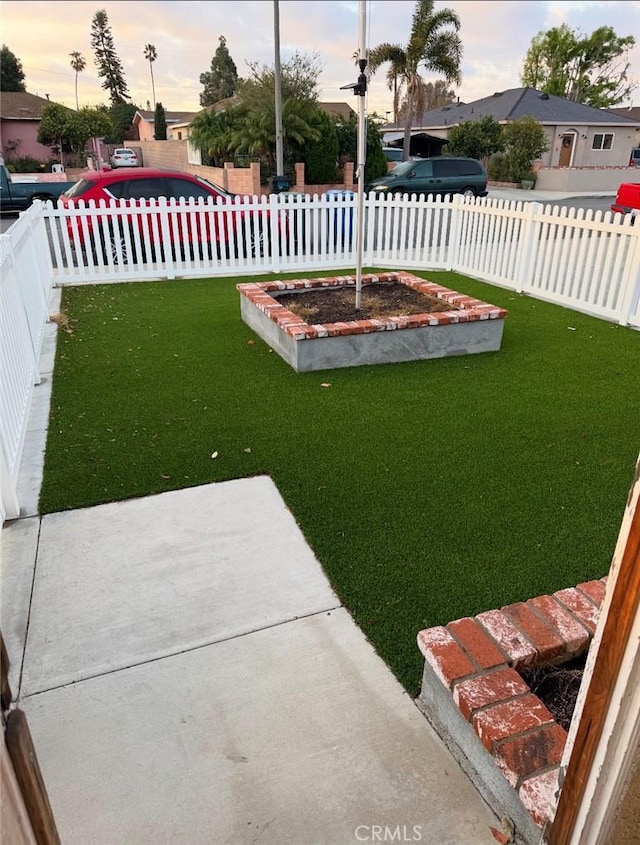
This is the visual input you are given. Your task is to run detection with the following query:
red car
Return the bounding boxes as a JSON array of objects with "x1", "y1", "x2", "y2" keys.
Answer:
[
  {"x1": 611, "y1": 182, "x2": 640, "y2": 220},
  {"x1": 59, "y1": 168, "x2": 271, "y2": 262}
]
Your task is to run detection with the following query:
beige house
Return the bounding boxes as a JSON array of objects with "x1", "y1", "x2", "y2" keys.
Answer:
[
  {"x1": 131, "y1": 109, "x2": 199, "y2": 142},
  {"x1": 384, "y1": 87, "x2": 640, "y2": 188}
]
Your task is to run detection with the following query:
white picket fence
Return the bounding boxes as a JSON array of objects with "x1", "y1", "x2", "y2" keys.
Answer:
[
  {"x1": 42, "y1": 191, "x2": 640, "y2": 324},
  {"x1": 1, "y1": 203, "x2": 54, "y2": 521},
  {"x1": 1, "y1": 191, "x2": 639, "y2": 521}
]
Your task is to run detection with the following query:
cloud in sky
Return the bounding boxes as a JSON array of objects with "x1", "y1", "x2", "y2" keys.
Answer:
[{"x1": 3, "y1": 0, "x2": 639, "y2": 115}]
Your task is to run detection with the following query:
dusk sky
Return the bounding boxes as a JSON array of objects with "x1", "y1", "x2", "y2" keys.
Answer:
[{"x1": 3, "y1": 1, "x2": 639, "y2": 117}]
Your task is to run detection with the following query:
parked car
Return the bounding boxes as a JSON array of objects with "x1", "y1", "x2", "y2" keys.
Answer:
[
  {"x1": 366, "y1": 156, "x2": 488, "y2": 198},
  {"x1": 59, "y1": 168, "x2": 273, "y2": 261},
  {"x1": 110, "y1": 148, "x2": 139, "y2": 168},
  {"x1": 0, "y1": 164, "x2": 75, "y2": 214},
  {"x1": 611, "y1": 182, "x2": 640, "y2": 220},
  {"x1": 629, "y1": 148, "x2": 640, "y2": 168},
  {"x1": 382, "y1": 147, "x2": 404, "y2": 163}
]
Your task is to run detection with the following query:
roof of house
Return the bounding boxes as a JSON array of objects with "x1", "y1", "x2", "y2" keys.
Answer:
[
  {"x1": 607, "y1": 105, "x2": 640, "y2": 123},
  {"x1": 403, "y1": 87, "x2": 640, "y2": 129},
  {"x1": 133, "y1": 109, "x2": 199, "y2": 124},
  {"x1": 318, "y1": 102, "x2": 356, "y2": 121},
  {"x1": 0, "y1": 91, "x2": 66, "y2": 120}
]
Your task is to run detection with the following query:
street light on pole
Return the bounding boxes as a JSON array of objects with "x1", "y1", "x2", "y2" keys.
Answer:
[{"x1": 339, "y1": 0, "x2": 368, "y2": 310}]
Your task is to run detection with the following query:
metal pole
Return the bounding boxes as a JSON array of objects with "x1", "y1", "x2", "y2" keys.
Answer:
[
  {"x1": 273, "y1": 0, "x2": 284, "y2": 177},
  {"x1": 355, "y1": 0, "x2": 367, "y2": 309}
]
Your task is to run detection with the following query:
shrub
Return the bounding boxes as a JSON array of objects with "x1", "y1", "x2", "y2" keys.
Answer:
[
  {"x1": 487, "y1": 153, "x2": 511, "y2": 182},
  {"x1": 7, "y1": 155, "x2": 47, "y2": 173}
]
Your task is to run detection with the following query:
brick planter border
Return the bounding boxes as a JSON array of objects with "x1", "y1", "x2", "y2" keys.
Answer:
[
  {"x1": 237, "y1": 272, "x2": 507, "y2": 372},
  {"x1": 416, "y1": 579, "x2": 606, "y2": 844}
]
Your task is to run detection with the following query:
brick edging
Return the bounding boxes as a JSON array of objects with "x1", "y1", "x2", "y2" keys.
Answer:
[
  {"x1": 417, "y1": 579, "x2": 607, "y2": 831},
  {"x1": 236, "y1": 272, "x2": 508, "y2": 341}
]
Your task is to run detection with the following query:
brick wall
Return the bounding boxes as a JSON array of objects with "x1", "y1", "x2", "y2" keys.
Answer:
[
  {"x1": 417, "y1": 579, "x2": 607, "y2": 839},
  {"x1": 135, "y1": 140, "x2": 261, "y2": 195}
]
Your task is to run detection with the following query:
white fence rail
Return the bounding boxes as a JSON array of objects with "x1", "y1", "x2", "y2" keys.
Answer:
[
  {"x1": 2, "y1": 192, "x2": 639, "y2": 521},
  {"x1": 0, "y1": 204, "x2": 54, "y2": 521}
]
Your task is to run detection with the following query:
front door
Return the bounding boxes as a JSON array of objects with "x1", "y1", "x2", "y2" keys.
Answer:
[{"x1": 559, "y1": 133, "x2": 575, "y2": 167}]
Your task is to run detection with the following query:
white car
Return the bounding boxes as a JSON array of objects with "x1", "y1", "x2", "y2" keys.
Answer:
[{"x1": 110, "y1": 148, "x2": 139, "y2": 168}]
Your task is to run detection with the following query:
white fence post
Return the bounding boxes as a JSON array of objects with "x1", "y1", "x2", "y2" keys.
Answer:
[
  {"x1": 515, "y1": 201, "x2": 543, "y2": 294},
  {"x1": 446, "y1": 194, "x2": 462, "y2": 271},
  {"x1": 616, "y1": 226, "x2": 640, "y2": 327}
]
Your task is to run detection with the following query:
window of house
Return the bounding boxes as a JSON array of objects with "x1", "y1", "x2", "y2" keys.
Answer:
[
  {"x1": 592, "y1": 133, "x2": 614, "y2": 151},
  {"x1": 177, "y1": 132, "x2": 182, "y2": 140}
]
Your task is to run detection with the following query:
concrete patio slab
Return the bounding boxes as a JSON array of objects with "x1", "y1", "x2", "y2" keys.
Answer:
[
  {"x1": 21, "y1": 477, "x2": 340, "y2": 695},
  {"x1": 0, "y1": 515, "x2": 40, "y2": 696},
  {"x1": 22, "y1": 608, "x2": 498, "y2": 845}
]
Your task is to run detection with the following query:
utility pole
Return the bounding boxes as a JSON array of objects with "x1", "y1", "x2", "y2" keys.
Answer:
[{"x1": 273, "y1": 0, "x2": 284, "y2": 180}]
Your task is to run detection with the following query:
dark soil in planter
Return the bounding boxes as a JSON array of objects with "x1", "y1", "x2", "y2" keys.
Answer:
[
  {"x1": 520, "y1": 654, "x2": 587, "y2": 731},
  {"x1": 276, "y1": 283, "x2": 453, "y2": 324}
]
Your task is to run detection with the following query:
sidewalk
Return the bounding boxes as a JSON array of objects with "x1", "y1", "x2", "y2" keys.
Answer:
[
  {"x1": 487, "y1": 185, "x2": 615, "y2": 203},
  {"x1": 1, "y1": 294, "x2": 500, "y2": 843}
]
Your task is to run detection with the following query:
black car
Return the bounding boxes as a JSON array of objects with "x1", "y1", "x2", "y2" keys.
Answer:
[{"x1": 366, "y1": 156, "x2": 488, "y2": 198}]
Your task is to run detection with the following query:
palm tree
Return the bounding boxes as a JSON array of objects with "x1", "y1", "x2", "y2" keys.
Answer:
[
  {"x1": 368, "y1": 0, "x2": 462, "y2": 160},
  {"x1": 144, "y1": 44, "x2": 157, "y2": 108},
  {"x1": 69, "y1": 51, "x2": 86, "y2": 110}
]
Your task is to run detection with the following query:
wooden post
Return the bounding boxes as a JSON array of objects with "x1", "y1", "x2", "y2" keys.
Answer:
[
  {"x1": 5, "y1": 710, "x2": 61, "y2": 845},
  {"x1": 548, "y1": 461, "x2": 640, "y2": 844}
]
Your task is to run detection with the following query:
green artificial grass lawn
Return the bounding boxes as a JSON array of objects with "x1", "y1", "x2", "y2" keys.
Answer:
[{"x1": 40, "y1": 270, "x2": 640, "y2": 694}]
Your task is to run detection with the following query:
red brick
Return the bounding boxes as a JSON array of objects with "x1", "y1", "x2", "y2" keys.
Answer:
[
  {"x1": 554, "y1": 588, "x2": 600, "y2": 634},
  {"x1": 472, "y1": 694, "x2": 555, "y2": 752},
  {"x1": 453, "y1": 667, "x2": 528, "y2": 721},
  {"x1": 476, "y1": 610, "x2": 537, "y2": 669},
  {"x1": 502, "y1": 602, "x2": 565, "y2": 662},
  {"x1": 417, "y1": 627, "x2": 476, "y2": 688},
  {"x1": 494, "y1": 724, "x2": 567, "y2": 788},
  {"x1": 525, "y1": 595, "x2": 590, "y2": 655},
  {"x1": 447, "y1": 617, "x2": 507, "y2": 670},
  {"x1": 519, "y1": 768, "x2": 561, "y2": 828},
  {"x1": 576, "y1": 579, "x2": 607, "y2": 607}
]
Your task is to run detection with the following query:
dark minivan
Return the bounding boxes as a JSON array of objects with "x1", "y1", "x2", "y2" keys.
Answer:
[{"x1": 366, "y1": 156, "x2": 488, "y2": 198}]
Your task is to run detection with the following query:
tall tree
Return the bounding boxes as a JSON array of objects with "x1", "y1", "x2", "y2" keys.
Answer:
[
  {"x1": 90, "y1": 9, "x2": 129, "y2": 105},
  {"x1": 368, "y1": 0, "x2": 462, "y2": 160},
  {"x1": 154, "y1": 101, "x2": 167, "y2": 140},
  {"x1": 397, "y1": 78, "x2": 456, "y2": 119},
  {"x1": 199, "y1": 35, "x2": 238, "y2": 107},
  {"x1": 144, "y1": 44, "x2": 157, "y2": 108},
  {"x1": 69, "y1": 51, "x2": 87, "y2": 110},
  {"x1": 191, "y1": 52, "x2": 323, "y2": 173},
  {"x1": 521, "y1": 24, "x2": 636, "y2": 108},
  {"x1": 1, "y1": 44, "x2": 26, "y2": 91}
]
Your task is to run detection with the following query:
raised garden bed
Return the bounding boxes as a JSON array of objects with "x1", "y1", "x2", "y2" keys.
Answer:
[
  {"x1": 237, "y1": 271, "x2": 507, "y2": 372},
  {"x1": 416, "y1": 579, "x2": 607, "y2": 844}
]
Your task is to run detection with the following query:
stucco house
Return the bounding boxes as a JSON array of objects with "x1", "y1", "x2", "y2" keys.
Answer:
[
  {"x1": 384, "y1": 87, "x2": 640, "y2": 174},
  {"x1": 0, "y1": 91, "x2": 65, "y2": 163},
  {"x1": 131, "y1": 109, "x2": 199, "y2": 142}
]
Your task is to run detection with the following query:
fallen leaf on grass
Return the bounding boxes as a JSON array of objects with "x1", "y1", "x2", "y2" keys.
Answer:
[
  {"x1": 320, "y1": 383, "x2": 331, "y2": 388},
  {"x1": 247, "y1": 339, "x2": 255, "y2": 345},
  {"x1": 243, "y1": 447, "x2": 252, "y2": 454}
]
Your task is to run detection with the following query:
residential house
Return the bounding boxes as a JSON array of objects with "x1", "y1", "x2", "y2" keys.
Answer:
[
  {"x1": 131, "y1": 109, "x2": 199, "y2": 142},
  {"x1": 317, "y1": 102, "x2": 356, "y2": 122},
  {"x1": 0, "y1": 91, "x2": 65, "y2": 163},
  {"x1": 384, "y1": 87, "x2": 640, "y2": 170}
]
